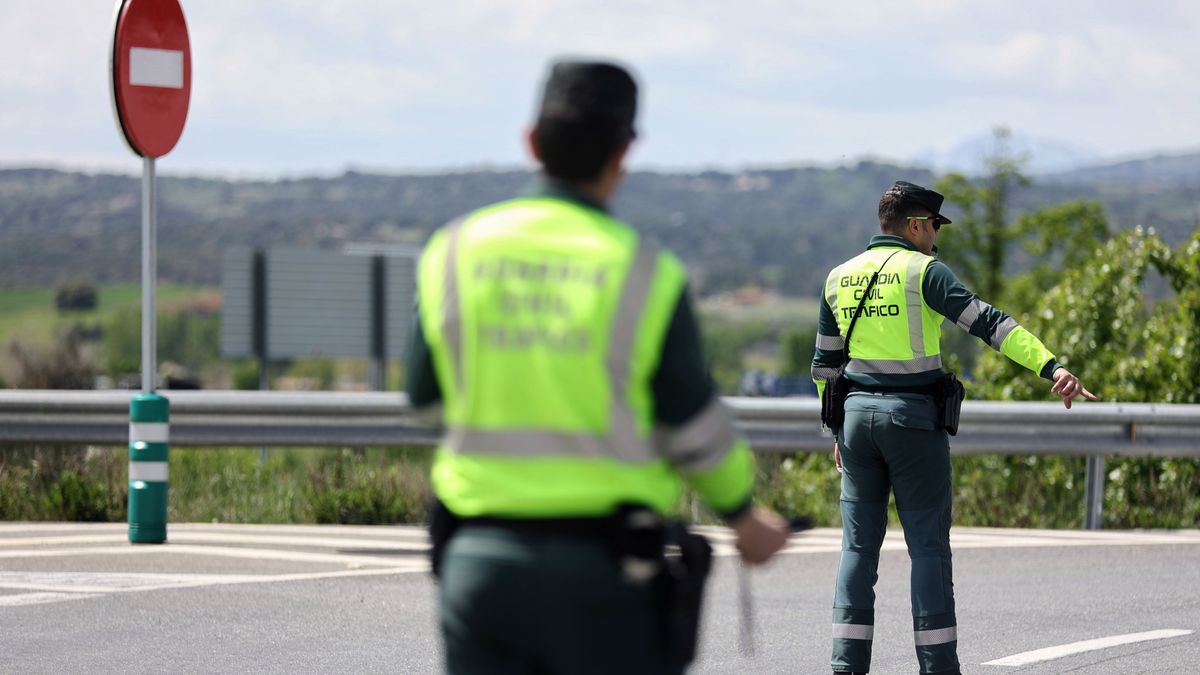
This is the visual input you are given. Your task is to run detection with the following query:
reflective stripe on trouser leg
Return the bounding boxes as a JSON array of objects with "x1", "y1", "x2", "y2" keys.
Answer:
[
  {"x1": 911, "y1": 545, "x2": 957, "y2": 672},
  {"x1": 914, "y1": 613, "x2": 959, "y2": 674},
  {"x1": 831, "y1": 608, "x2": 875, "y2": 672}
]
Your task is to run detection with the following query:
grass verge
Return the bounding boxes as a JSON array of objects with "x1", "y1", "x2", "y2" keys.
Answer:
[{"x1": 1, "y1": 448, "x2": 1196, "y2": 529}]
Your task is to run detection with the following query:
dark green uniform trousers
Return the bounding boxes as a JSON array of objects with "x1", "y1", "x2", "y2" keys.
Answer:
[
  {"x1": 831, "y1": 393, "x2": 960, "y2": 675},
  {"x1": 439, "y1": 525, "x2": 683, "y2": 675}
]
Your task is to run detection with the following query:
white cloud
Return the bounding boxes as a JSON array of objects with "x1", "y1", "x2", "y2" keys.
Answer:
[{"x1": 1, "y1": 1, "x2": 1198, "y2": 173}]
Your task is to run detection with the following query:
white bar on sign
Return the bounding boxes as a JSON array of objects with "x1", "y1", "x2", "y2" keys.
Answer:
[
  {"x1": 129, "y1": 461, "x2": 169, "y2": 482},
  {"x1": 129, "y1": 422, "x2": 169, "y2": 443},
  {"x1": 129, "y1": 47, "x2": 184, "y2": 89}
]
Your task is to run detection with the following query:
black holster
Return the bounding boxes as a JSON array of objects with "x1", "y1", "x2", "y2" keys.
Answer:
[
  {"x1": 659, "y1": 523, "x2": 713, "y2": 666},
  {"x1": 427, "y1": 498, "x2": 460, "y2": 579},
  {"x1": 820, "y1": 368, "x2": 850, "y2": 431},
  {"x1": 936, "y1": 372, "x2": 965, "y2": 436},
  {"x1": 606, "y1": 507, "x2": 714, "y2": 667}
]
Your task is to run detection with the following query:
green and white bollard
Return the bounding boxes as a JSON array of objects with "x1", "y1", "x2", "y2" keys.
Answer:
[{"x1": 129, "y1": 393, "x2": 169, "y2": 543}]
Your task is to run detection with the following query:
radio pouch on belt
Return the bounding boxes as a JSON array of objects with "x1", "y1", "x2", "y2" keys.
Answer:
[
  {"x1": 820, "y1": 251, "x2": 900, "y2": 432},
  {"x1": 937, "y1": 372, "x2": 965, "y2": 436},
  {"x1": 820, "y1": 369, "x2": 851, "y2": 431}
]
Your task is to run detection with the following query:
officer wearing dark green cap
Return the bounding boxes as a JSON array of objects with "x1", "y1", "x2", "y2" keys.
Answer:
[
  {"x1": 408, "y1": 59, "x2": 790, "y2": 674},
  {"x1": 811, "y1": 181, "x2": 1096, "y2": 675}
]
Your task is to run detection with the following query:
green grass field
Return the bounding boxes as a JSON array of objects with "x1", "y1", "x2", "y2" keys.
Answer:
[{"x1": 0, "y1": 284, "x2": 211, "y2": 346}]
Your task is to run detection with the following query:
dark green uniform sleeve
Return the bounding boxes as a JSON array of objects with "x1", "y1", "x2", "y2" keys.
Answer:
[
  {"x1": 650, "y1": 287, "x2": 751, "y2": 522},
  {"x1": 922, "y1": 261, "x2": 1060, "y2": 378},
  {"x1": 650, "y1": 289, "x2": 716, "y2": 425},
  {"x1": 404, "y1": 311, "x2": 442, "y2": 407}
]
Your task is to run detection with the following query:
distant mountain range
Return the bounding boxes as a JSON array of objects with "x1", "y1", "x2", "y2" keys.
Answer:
[
  {"x1": 916, "y1": 131, "x2": 1099, "y2": 175},
  {"x1": 1, "y1": 153, "x2": 1197, "y2": 297},
  {"x1": 1042, "y1": 152, "x2": 1200, "y2": 188}
]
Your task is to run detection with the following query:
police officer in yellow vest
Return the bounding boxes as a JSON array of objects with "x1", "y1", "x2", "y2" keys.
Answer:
[
  {"x1": 811, "y1": 181, "x2": 1096, "y2": 675},
  {"x1": 407, "y1": 59, "x2": 790, "y2": 675}
]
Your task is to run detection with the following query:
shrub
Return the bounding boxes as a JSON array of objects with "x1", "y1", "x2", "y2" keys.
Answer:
[{"x1": 54, "y1": 278, "x2": 98, "y2": 312}]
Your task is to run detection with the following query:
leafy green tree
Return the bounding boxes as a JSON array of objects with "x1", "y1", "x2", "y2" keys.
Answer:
[
  {"x1": 1005, "y1": 200, "x2": 1111, "y2": 312},
  {"x1": 54, "y1": 277, "x2": 98, "y2": 312},
  {"x1": 935, "y1": 127, "x2": 1030, "y2": 306},
  {"x1": 971, "y1": 226, "x2": 1200, "y2": 527}
]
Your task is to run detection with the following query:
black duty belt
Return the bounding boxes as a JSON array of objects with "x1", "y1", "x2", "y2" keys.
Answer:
[
  {"x1": 847, "y1": 381, "x2": 940, "y2": 397},
  {"x1": 459, "y1": 514, "x2": 618, "y2": 541}
]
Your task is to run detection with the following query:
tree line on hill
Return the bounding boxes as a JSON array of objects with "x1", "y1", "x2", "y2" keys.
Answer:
[{"x1": 2, "y1": 148, "x2": 1199, "y2": 298}]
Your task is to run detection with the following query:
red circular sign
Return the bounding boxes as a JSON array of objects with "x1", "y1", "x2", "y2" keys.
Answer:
[{"x1": 110, "y1": 0, "x2": 192, "y2": 158}]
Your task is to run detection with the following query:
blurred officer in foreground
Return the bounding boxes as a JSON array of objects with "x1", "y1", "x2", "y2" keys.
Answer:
[
  {"x1": 811, "y1": 181, "x2": 1096, "y2": 675},
  {"x1": 407, "y1": 58, "x2": 790, "y2": 675}
]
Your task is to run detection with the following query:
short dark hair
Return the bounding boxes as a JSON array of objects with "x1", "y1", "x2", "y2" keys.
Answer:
[
  {"x1": 877, "y1": 192, "x2": 930, "y2": 234},
  {"x1": 533, "y1": 60, "x2": 637, "y2": 181},
  {"x1": 534, "y1": 118, "x2": 632, "y2": 181}
]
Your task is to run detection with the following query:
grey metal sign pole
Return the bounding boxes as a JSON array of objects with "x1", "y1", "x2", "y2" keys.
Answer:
[{"x1": 142, "y1": 156, "x2": 157, "y2": 394}]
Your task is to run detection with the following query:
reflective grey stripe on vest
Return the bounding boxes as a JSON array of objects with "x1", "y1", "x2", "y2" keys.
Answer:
[
  {"x1": 604, "y1": 240, "x2": 660, "y2": 463},
  {"x1": 445, "y1": 428, "x2": 618, "y2": 459},
  {"x1": 441, "y1": 218, "x2": 467, "y2": 391},
  {"x1": 657, "y1": 395, "x2": 736, "y2": 472},
  {"x1": 815, "y1": 333, "x2": 844, "y2": 351},
  {"x1": 990, "y1": 316, "x2": 1019, "y2": 350},
  {"x1": 832, "y1": 623, "x2": 874, "y2": 640},
  {"x1": 955, "y1": 297, "x2": 987, "y2": 331},
  {"x1": 914, "y1": 626, "x2": 957, "y2": 646},
  {"x1": 845, "y1": 354, "x2": 942, "y2": 375},
  {"x1": 811, "y1": 366, "x2": 840, "y2": 381},
  {"x1": 904, "y1": 253, "x2": 928, "y2": 358},
  {"x1": 444, "y1": 238, "x2": 661, "y2": 465}
]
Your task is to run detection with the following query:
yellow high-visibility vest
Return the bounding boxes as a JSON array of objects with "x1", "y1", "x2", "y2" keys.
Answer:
[{"x1": 418, "y1": 196, "x2": 753, "y2": 518}]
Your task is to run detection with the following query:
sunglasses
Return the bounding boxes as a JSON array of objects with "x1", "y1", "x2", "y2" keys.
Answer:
[{"x1": 909, "y1": 216, "x2": 941, "y2": 231}]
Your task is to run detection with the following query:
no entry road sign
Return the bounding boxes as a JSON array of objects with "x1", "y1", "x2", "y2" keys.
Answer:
[
  {"x1": 109, "y1": 0, "x2": 193, "y2": 544},
  {"x1": 110, "y1": 0, "x2": 191, "y2": 158}
]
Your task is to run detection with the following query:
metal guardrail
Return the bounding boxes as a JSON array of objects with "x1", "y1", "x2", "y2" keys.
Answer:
[{"x1": 1, "y1": 390, "x2": 1198, "y2": 528}]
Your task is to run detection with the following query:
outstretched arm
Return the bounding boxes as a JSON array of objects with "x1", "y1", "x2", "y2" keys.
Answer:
[{"x1": 924, "y1": 261, "x2": 1060, "y2": 378}]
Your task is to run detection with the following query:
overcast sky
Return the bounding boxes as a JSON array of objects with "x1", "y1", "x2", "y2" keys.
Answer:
[{"x1": 2, "y1": 1, "x2": 1198, "y2": 177}]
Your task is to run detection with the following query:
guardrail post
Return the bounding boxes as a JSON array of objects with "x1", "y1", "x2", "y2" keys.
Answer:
[
  {"x1": 129, "y1": 393, "x2": 169, "y2": 543},
  {"x1": 1083, "y1": 454, "x2": 1105, "y2": 530}
]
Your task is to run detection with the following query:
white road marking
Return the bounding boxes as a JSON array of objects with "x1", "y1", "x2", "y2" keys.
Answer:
[
  {"x1": 0, "y1": 543, "x2": 427, "y2": 569},
  {"x1": 696, "y1": 526, "x2": 1200, "y2": 558},
  {"x1": 0, "y1": 567, "x2": 419, "y2": 597},
  {"x1": 0, "y1": 592, "x2": 101, "y2": 607},
  {"x1": 982, "y1": 629, "x2": 1195, "y2": 666},
  {"x1": 0, "y1": 531, "x2": 429, "y2": 552},
  {"x1": 2, "y1": 525, "x2": 1197, "y2": 565}
]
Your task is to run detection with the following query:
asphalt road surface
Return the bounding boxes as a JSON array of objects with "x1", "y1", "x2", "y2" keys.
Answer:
[{"x1": 2, "y1": 523, "x2": 1198, "y2": 673}]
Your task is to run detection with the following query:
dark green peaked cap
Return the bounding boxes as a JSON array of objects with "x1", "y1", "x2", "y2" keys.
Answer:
[
  {"x1": 886, "y1": 180, "x2": 952, "y2": 225},
  {"x1": 537, "y1": 60, "x2": 638, "y2": 136}
]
